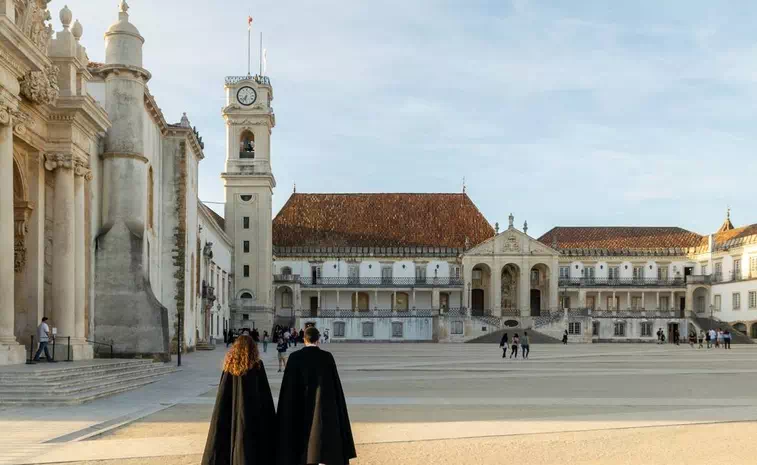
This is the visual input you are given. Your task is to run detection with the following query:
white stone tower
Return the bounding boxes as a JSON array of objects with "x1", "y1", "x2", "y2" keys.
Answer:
[
  {"x1": 94, "y1": 1, "x2": 169, "y2": 360},
  {"x1": 222, "y1": 74, "x2": 276, "y2": 331}
]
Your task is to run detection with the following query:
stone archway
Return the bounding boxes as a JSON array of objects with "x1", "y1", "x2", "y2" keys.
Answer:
[
  {"x1": 471, "y1": 263, "x2": 491, "y2": 316},
  {"x1": 13, "y1": 154, "x2": 32, "y2": 274},
  {"x1": 501, "y1": 264, "x2": 520, "y2": 313},
  {"x1": 692, "y1": 287, "x2": 709, "y2": 314},
  {"x1": 530, "y1": 263, "x2": 551, "y2": 316}
]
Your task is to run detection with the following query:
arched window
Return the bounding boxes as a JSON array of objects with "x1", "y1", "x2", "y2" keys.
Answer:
[
  {"x1": 240, "y1": 292, "x2": 253, "y2": 299},
  {"x1": 239, "y1": 130, "x2": 255, "y2": 159},
  {"x1": 147, "y1": 166, "x2": 154, "y2": 230},
  {"x1": 281, "y1": 288, "x2": 293, "y2": 308}
]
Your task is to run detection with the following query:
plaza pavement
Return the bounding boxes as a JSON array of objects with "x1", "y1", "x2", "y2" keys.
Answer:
[{"x1": 4, "y1": 342, "x2": 757, "y2": 464}]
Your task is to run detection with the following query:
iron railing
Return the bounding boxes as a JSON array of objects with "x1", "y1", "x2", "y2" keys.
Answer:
[
  {"x1": 289, "y1": 276, "x2": 464, "y2": 288},
  {"x1": 559, "y1": 277, "x2": 687, "y2": 288},
  {"x1": 307, "y1": 308, "x2": 437, "y2": 318},
  {"x1": 590, "y1": 310, "x2": 677, "y2": 319},
  {"x1": 225, "y1": 75, "x2": 271, "y2": 86}
]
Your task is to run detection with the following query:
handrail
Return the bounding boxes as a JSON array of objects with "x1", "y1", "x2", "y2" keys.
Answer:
[{"x1": 86, "y1": 338, "x2": 114, "y2": 359}]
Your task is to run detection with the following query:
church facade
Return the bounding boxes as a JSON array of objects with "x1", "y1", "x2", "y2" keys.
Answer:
[{"x1": 0, "y1": 1, "x2": 232, "y2": 365}]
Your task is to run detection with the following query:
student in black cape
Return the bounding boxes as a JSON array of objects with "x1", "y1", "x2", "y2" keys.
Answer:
[
  {"x1": 201, "y1": 334, "x2": 276, "y2": 465},
  {"x1": 277, "y1": 326, "x2": 356, "y2": 465}
]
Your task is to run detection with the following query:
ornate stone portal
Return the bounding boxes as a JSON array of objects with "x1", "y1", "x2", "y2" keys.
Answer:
[
  {"x1": 19, "y1": 65, "x2": 60, "y2": 105},
  {"x1": 13, "y1": 0, "x2": 54, "y2": 54}
]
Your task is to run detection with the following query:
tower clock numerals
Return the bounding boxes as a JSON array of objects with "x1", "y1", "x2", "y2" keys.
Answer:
[{"x1": 237, "y1": 86, "x2": 257, "y2": 106}]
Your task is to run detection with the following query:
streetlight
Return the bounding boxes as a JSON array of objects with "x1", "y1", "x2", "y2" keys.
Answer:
[{"x1": 709, "y1": 304, "x2": 714, "y2": 331}]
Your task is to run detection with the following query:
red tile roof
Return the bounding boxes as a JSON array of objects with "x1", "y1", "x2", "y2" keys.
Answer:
[
  {"x1": 273, "y1": 193, "x2": 494, "y2": 249},
  {"x1": 200, "y1": 202, "x2": 225, "y2": 231},
  {"x1": 713, "y1": 223, "x2": 757, "y2": 249},
  {"x1": 538, "y1": 227, "x2": 704, "y2": 252}
]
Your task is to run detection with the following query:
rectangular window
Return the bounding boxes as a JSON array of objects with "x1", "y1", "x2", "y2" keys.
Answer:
[
  {"x1": 607, "y1": 296, "x2": 619, "y2": 310},
  {"x1": 714, "y1": 294, "x2": 721, "y2": 312},
  {"x1": 608, "y1": 266, "x2": 620, "y2": 280},
  {"x1": 751, "y1": 257, "x2": 757, "y2": 277},
  {"x1": 701, "y1": 264, "x2": 708, "y2": 275},
  {"x1": 560, "y1": 296, "x2": 571, "y2": 310},
  {"x1": 243, "y1": 241, "x2": 250, "y2": 253},
  {"x1": 348, "y1": 264, "x2": 360, "y2": 284},
  {"x1": 311, "y1": 265, "x2": 322, "y2": 284},
  {"x1": 613, "y1": 322, "x2": 626, "y2": 337},
  {"x1": 243, "y1": 216, "x2": 250, "y2": 229},
  {"x1": 568, "y1": 322, "x2": 581, "y2": 335},
  {"x1": 415, "y1": 265, "x2": 427, "y2": 283},
  {"x1": 559, "y1": 266, "x2": 570, "y2": 279},
  {"x1": 333, "y1": 322, "x2": 346, "y2": 337},
  {"x1": 660, "y1": 296, "x2": 669, "y2": 311},
  {"x1": 657, "y1": 266, "x2": 668, "y2": 280},
  {"x1": 714, "y1": 262, "x2": 722, "y2": 281},
  {"x1": 451, "y1": 320, "x2": 464, "y2": 335},
  {"x1": 362, "y1": 322, "x2": 374, "y2": 337},
  {"x1": 381, "y1": 265, "x2": 393, "y2": 284},
  {"x1": 243, "y1": 265, "x2": 250, "y2": 277},
  {"x1": 631, "y1": 297, "x2": 642, "y2": 310},
  {"x1": 733, "y1": 293, "x2": 741, "y2": 310},
  {"x1": 392, "y1": 322, "x2": 403, "y2": 338},
  {"x1": 749, "y1": 291, "x2": 757, "y2": 309},
  {"x1": 592, "y1": 321, "x2": 600, "y2": 336},
  {"x1": 633, "y1": 266, "x2": 644, "y2": 280},
  {"x1": 641, "y1": 322, "x2": 653, "y2": 337},
  {"x1": 451, "y1": 265, "x2": 461, "y2": 280},
  {"x1": 583, "y1": 266, "x2": 595, "y2": 280},
  {"x1": 734, "y1": 259, "x2": 742, "y2": 279},
  {"x1": 242, "y1": 314, "x2": 249, "y2": 321}
]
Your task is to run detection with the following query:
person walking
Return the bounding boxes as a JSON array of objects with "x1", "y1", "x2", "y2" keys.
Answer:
[
  {"x1": 521, "y1": 331, "x2": 530, "y2": 359},
  {"x1": 276, "y1": 337, "x2": 288, "y2": 372},
  {"x1": 724, "y1": 330, "x2": 732, "y2": 349},
  {"x1": 674, "y1": 329, "x2": 680, "y2": 346},
  {"x1": 32, "y1": 317, "x2": 55, "y2": 363},
  {"x1": 716, "y1": 329, "x2": 722, "y2": 348},
  {"x1": 688, "y1": 331, "x2": 696, "y2": 348},
  {"x1": 698, "y1": 330, "x2": 704, "y2": 349},
  {"x1": 292, "y1": 327, "x2": 298, "y2": 347},
  {"x1": 499, "y1": 332, "x2": 508, "y2": 359},
  {"x1": 201, "y1": 334, "x2": 276, "y2": 465},
  {"x1": 262, "y1": 331, "x2": 269, "y2": 353},
  {"x1": 705, "y1": 329, "x2": 712, "y2": 348},
  {"x1": 284, "y1": 329, "x2": 291, "y2": 347},
  {"x1": 562, "y1": 330, "x2": 568, "y2": 345},
  {"x1": 510, "y1": 333, "x2": 520, "y2": 359},
  {"x1": 276, "y1": 326, "x2": 357, "y2": 465}
]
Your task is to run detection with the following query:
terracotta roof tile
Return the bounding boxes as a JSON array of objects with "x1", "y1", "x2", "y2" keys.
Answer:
[
  {"x1": 273, "y1": 193, "x2": 494, "y2": 249},
  {"x1": 713, "y1": 223, "x2": 757, "y2": 249},
  {"x1": 200, "y1": 202, "x2": 225, "y2": 231},
  {"x1": 538, "y1": 227, "x2": 703, "y2": 251}
]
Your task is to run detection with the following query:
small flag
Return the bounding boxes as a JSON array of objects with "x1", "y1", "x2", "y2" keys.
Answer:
[
  {"x1": 247, "y1": 16, "x2": 253, "y2": 30},
  {"x1": 262, "y1": 48, "x2": 268, "y2": 74}
]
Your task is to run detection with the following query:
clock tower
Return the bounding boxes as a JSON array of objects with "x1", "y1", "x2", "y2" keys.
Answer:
[{"x1": 221, "y1": 75, "x2": 276, "y2": 330}]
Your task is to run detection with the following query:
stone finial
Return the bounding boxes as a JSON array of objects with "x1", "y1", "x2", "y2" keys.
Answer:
[
  {"x1": 60, "y1": 5, "x2": 72, "y2": 29},
  {"x1": 508, "y1": 213, "x2": 514, "y2": 229},
  {"x1": 523, "y1": 220, "x2": 528, "y2": 235},
  {"x1": 119, "y1": 0, "x2": 130, "y2": 14},
  {"x1": 551, "y1": 234, "x2": 557, "y2": 249},
  {"x1": 293, "y1": 182, "x2": 297, "y2": 193},
  {"x1": 72, "y1": 20, "x2": 83, "y2": 40},
  {"x1": 179, "y1": 112, "x2": 190, "y2": 128},
  {"x1": 495, "y1": 222, "x2": 499, "y2": 234},
  {"x1": 727, "y1": 206, "x2": 731, "y2": 220},
  {"x1": 462, "y1": 176, "x2": 466, "y2": 194}
]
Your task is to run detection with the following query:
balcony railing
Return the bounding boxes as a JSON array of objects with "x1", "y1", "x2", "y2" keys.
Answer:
[
  {"x1": 274, "y1": 274, "x2": 301, "y2": 283},
  {"x1": 559, "y1": 277, "x2": 687, "y2": 288},
  {"x1": 293, "y1": 277, "x2": 464, "y2": 288},
  {"x1": 303, "y1": 308, "x2": 438, "y2": 318}
]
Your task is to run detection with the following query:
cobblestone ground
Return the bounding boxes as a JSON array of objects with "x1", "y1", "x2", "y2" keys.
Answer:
[{"x1": 7, "y1": 343, "x2": 757, "y2": 465}]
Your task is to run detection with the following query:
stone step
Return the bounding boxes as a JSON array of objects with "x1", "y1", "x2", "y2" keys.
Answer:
[
  {"x1": 0, "y1": 376, "x2": 165, "y2": 406},
  {"x1": 0, "y1": 365, "x2": 177, "y2": 394},
  {"x1": 0, "y1": 359, "x2": 155, "y2": 381},
  {"x1": 0, "y1": 360, "x2": 158, "y2": 383}
]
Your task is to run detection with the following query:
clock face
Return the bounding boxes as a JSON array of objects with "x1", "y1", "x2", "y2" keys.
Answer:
[{"x1": 237, "y1": 86, "x2": 257, "y2": 106}]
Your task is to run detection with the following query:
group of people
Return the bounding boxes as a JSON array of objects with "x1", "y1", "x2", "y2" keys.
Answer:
[
  {"x1": 203, "y1": 326, "x2": 356, "y2": 465},
  {"x1": 691, "y1": 328, "x2": 733, "y2": 349},
  {"x1": 498, "y1": 331, "x2": 531, "y2": 359}
]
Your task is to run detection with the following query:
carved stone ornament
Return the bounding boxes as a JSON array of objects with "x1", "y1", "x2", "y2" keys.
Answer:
[
  {"x1": 14, "y1": 0, "x2": 54, "y2": 54},
  {"x1": 14, "y1": 201, "x2": 33, "y2": 273},
  {"x1": 0, "y1": 100, "x2": 29, "y2": 127},
  {"x1": 74, "y1": 158, "x2": 93, "y2": 180},
  {"x1": 19, "y1": 65, "x2": 60, "y2": 105},
  {"x1": 44, "y1": 153, "x2": 73, "y2": 171}
]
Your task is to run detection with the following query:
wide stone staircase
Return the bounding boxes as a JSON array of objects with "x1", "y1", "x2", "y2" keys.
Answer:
[
  {"x1": 690, "y1": 316, "x2": 754, "y2": 344},
  {"x1": 0, "y1": 359, "x2": 179, "y2": 406}
]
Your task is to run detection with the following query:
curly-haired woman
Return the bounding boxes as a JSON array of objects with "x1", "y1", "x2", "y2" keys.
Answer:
[{"x1": 201, "y1": 334, "x2": 275, "y2": 465}]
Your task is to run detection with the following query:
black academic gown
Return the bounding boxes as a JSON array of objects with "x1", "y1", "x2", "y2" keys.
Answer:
[
  {"x1": 276, "y1": 346, "x2": 356, "y2": 465},
  {"x1": 201, "y1": 362, "x2": 276, "y2": 465}
]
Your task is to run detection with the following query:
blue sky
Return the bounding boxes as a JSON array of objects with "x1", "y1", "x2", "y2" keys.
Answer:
[{"x1": 55, "y1": 0, "x2": 757, "y2": 237}]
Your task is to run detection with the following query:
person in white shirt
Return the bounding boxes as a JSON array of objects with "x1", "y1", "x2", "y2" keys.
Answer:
[{"x1": 32, "y1": 317, "x2": 55, "y2": 362}]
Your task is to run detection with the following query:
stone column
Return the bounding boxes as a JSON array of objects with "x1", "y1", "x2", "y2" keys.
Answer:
[
  {"x1": 45, "y1": 154, "x2": 76, "y2": 342},
  {"x1": 597, "y1": 291, "x2": 602, "y2": 310},
  {"x1": 74, "y1": 160, "x2": 91, "y2": 341},
  {"x1": 0, "y1": 113, "x2": 17, "y2": 347}
]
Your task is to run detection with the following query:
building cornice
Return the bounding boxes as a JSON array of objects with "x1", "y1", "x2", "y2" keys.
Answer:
[{"x1": 273, "y1": 246, "x2": 463, "y2": 260}]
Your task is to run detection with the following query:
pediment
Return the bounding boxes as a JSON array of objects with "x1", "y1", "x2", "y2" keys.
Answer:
[{"x1": 466, "y1": 228, "x2": 559, "y2": 256}]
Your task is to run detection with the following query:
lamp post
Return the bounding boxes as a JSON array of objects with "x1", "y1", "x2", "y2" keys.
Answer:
[{"x1": 709, "y1": 304, "x2": 714, "y2": 331}]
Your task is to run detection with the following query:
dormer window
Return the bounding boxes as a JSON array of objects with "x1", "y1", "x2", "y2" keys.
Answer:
[{"x1": 240, "y1": 130, "x2": 255, "y2": 159}]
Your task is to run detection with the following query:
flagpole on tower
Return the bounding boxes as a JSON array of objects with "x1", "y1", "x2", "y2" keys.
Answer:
[
  {"x1": 247, "y1": 15, "x2": 253, "y2": 76},
  {"x1": 259, "y1": 32, "x2": 263, "y2": 76}
]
